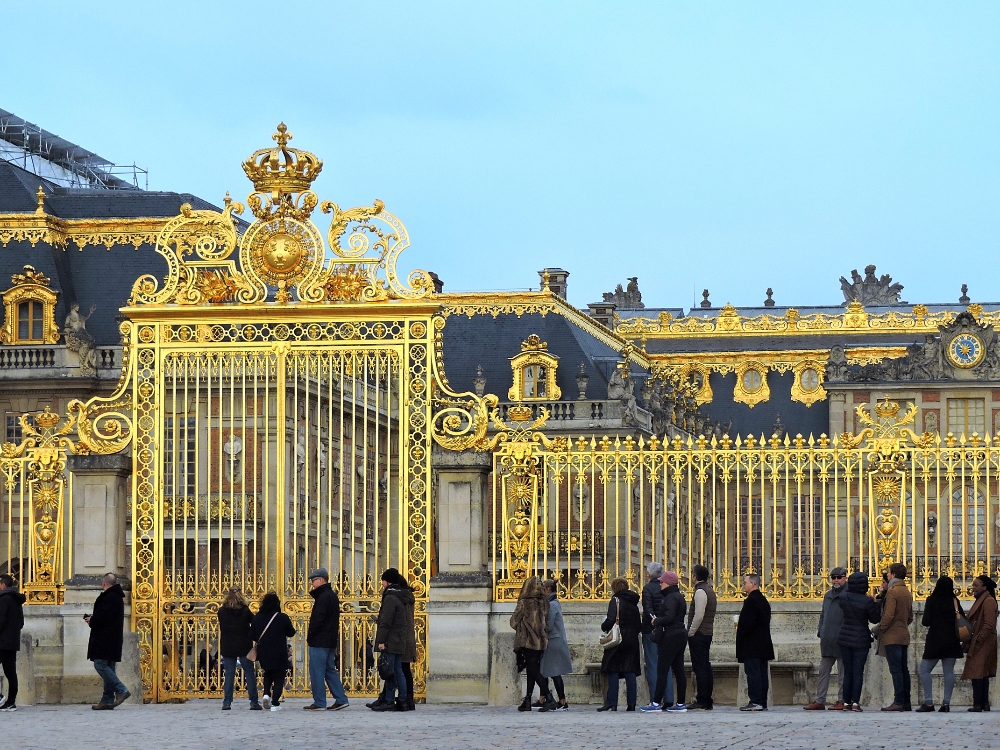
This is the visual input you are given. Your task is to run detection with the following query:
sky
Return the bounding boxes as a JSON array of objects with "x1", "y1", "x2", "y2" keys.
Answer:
[{"x1": 5, "y1": 2, "x2": 999, "y2": 311}]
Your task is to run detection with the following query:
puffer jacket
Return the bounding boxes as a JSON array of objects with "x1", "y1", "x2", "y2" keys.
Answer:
[
  {"x1": 641, "y1": 579, "x2": 664, "y2": 634},
  {"x1": 653, "y1": 584, "x2": 687, "y2": 639},
  {"x1": 837, "y1": 572, "x2": 881, "y2": 650}
]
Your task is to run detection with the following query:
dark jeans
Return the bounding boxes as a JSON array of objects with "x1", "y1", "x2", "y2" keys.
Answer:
[
  {"x1": 883, "y1": 644, "x2": 911, "y2": 707},
  {"x1": 653, "y1": 632, "x2": 687, "y2": 706},
  {"x1": 840, "y1": 646, "x2": 869, "y2": 705},
  {"x1": 0, "y1": 648, "x2": 17, "y2": 707},
  {"x1": 688, "y1": 632, "x2": 713, "y2": 707},
  {"x1": 383, "y1": 652, "x2": 408, "y2": 702},
  {"x1": 92, "y1": 659, "x2": 128, "y2": 705},
  {"x1": 743, "y1": 658, "x2": 769, "y2": 708},
  {"x1": 222, "y1": 655, "x2": 259, "y2": 706},
  {"x1": 523, "y1": 648, "x2": 548, "y2": 700},
  {"x1": 262, "y1": 668, "x2": 286, "y2": 705},
  {"x1": 605, "y1": 672, "x2": 637, "y2": 708},
  {"x1": 379, "y1": 662, "x2": 414, "y2": 704},
  {"x1": 972, "y1": 677, "x2": 991, "y2": 707}
]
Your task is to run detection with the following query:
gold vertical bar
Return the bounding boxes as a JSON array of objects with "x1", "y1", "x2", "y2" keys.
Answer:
[{"x1": 275, "y1": 344, "x2": 287, "y2": 600}]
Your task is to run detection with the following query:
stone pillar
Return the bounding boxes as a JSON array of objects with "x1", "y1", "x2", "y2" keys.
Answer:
[
  {"x1": 427, "y1": 447, "x2": 493, "y2": 703},
  {"x1": 828, "y1": 392, "x2": 847, "y2": 438},
  {"x1": 67, "y1": 454, "x2": 131, "y2": 580}
]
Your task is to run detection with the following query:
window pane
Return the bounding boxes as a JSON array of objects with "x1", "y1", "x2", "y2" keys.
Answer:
[
  {"x1": 31, "y1": 301, "x2": 43, "y2": 340},
  {"x1": 947, "y1": 398, "x2": 986, "y2": 436},
  {"x1": 17, "y1": 302, "x2": 28, "y2": 340}
]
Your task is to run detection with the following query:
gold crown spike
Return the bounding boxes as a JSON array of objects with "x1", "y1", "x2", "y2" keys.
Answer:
[
  {"x1": 34, "y1": 406, "x2": 61, "y2": 430},
  {"x1": 242, "y1": 123, "x2": 323, "y2": 220},
  {"x1": 507, "y1": 404, "x2": 534, "y2": 422}
]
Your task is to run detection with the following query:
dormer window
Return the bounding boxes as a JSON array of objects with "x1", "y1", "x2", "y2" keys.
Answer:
[
  {"x1": 0, "y1": 266, "x2": 59, "y2": 345},
  {"x1": 509, "y1": 334, "x2": 561, "y2": 402}
]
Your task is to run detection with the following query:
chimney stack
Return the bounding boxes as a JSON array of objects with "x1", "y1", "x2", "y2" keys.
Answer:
[{"x1": 538, "y1": 268, "x2": 569, "y2": 300}]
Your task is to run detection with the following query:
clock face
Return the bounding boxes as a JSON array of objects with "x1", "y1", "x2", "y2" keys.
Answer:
[{"x1": 948, "y1": 333, "x2": 985, "y2": 368}]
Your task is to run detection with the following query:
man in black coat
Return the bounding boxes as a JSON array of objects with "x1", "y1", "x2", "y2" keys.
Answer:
[
  {"x1": 86, "y1": 573, "x2": 131, "y2": 709},
  {"x1": 0, "y1": 574, "x2": 26, "y2": 711},
  {"x1": 736, "y1": 574, "x2": 774, "y2": 711},
  {"x1": 303, "y1": 568, "x2": 349, "y2": 710}
]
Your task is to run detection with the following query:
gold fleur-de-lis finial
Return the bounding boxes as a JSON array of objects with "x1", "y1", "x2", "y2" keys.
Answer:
[
  {"x1": 36, "y1": 185, "x2": 46, "y2": 215},
  {"x1": 273, "y1": 122, "x2": 291, "y2": 148}
]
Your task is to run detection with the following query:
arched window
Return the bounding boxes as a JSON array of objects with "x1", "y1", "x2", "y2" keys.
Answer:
[
  {"x1": 508, "y1": 334, "x2": 560, "y2": 402},
  {"x1": 17, "y1": 300, "x2": 44, "y2": 342},
  {"x1": 0, "y1": 266, "x2": 59, "y2": 345}
]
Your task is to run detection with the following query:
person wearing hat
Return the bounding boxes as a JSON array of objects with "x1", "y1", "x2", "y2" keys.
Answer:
[
  {"x1": 303, "y1": 568, "x2": 349, "y2": 710},
  {"x1": 803, "y1": 567, "x2": 848, "y2": 710},
  {"x1": 371, "y1": 568, "x2": 410, "y2": 711},
  {"x1": 640, "y1": 570, "x2": 688, "y2": 712}
]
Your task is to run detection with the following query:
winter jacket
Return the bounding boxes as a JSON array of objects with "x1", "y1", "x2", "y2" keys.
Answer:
[
  {"x1": 375, "y1": 586, "x2": 409, "y2": 655},
  {"x1": 306, "y1": 583, "x2": 340, "y2": 649},
  {"x1": 510, "y1": 589, "x2": 548, "y2": 652},
  {"x1": 837, "y1": 572, "x2": 881, "y2": 650},
  {"x1": 87, "y1": 583, "x2": 125, "y2": 662},
  {"x1": 600, "y1": 589, "x2": 642, "y2": 676},
  {"x1": 961, "y1": 592, "x2": 998, "y2": 680},
  {"x1": 878, "y1": 579, "x2": 913, "y2": 646},
  {"x1": 653, "y1": 584, "x2": 687, "y2": 639},
  {"x1": 0, "y1": 586, "x2": 26, "y2": 651},
  {"x1": 817, "y1": 584, "x2": 846, "y2": 658},
  {"x1": 736, "y1": 589, "x2": 775, "y2": 662},
  {"x1": 250, "y1": 606, "x2": 295, "y2": 671},
  {"x1": 921, "y1": 594, "x2": 965, "y2": 661},
  {"x1": 217, "y1": 605, "x2": 254, "y2": 659},
  {"x1": 398, "y1": 586, "x2": 417, "y2": 664},
  {"x1": 641, "y1": 579, "x2": 663, "y2": 634},
  {"x1": 540, "y1": 592, "x2": 572, "y2": 678}
]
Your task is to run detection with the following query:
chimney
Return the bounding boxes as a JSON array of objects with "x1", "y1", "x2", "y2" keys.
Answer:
[
  {"x1": 428, "y1": 272, "x2": 444, "y2": 294},
  {"x1": 587, "y1": 302, "x2": 616, "y2": 329},
  {"x1": 538, "y1": 268, "x2": 569, "y2": 300}
]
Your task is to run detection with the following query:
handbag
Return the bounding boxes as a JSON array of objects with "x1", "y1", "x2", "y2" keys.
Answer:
[
  {"x1": 377, "y1": 651, "x2": 393, "y2": 680},
  {"x1": 599, "y1": 597, "x2": 622, "y2": 650},
  {"x1": 955, "y1": 598, "x2": 974, "y2": 645},
  {"x1": 246, "y1": 612, "x2": 278, "y2": 662}
]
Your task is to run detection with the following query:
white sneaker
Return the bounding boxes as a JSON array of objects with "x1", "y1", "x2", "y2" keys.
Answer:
[
  {"x1": 0, "y1": 694, "x2": 6, "y2": 708},
  {"x1": 269, "y1": 704, "x2": 282, "y2": 712},
  {"x1": 261, "y1": 695, "x2": 271, "y2": 710},
  {"x1": 0, "y1": 705, "x2": 17, "y2": 712}
]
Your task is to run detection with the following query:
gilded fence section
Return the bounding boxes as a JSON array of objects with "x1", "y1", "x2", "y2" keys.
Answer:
[{"x1": 490, "y1": 398, "x2": 1000, "y2": 601}]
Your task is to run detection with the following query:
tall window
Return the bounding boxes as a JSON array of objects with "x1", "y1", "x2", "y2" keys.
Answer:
[
  {"x1": 5, "y1": 414, "x2": 22, "y2": 444},
  {"x1": 522, "y1": 365, "x2": 547, "y2": 399},
  {"x1": 946, "y1": 398, "x2": 986, "y2": 436},
  {"x1": 164, "y1": 416, "x2": 197, "y2": 497},
  {"x1": 951, "y1": 488, "x2": 986, "y2": 555},
  {"x1": 793, "y1": 495, "x2": 823, "y2": 573},
  {"x1": 738, "y1": 495, "x2": 763, "y2": 573},
  {"x1": 16, "y1": 300, "x2": 44, "y2": 342}
]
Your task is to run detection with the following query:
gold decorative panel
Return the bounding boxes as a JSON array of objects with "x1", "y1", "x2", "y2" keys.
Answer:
[
  {"x1": 0, "y1": 265, "x2": 60, "y2": 345},
  {"x1": 508, "y1": 334, "x2": 561, "y2": 401}
]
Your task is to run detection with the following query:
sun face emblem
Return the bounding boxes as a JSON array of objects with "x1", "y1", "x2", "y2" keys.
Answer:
[
  {"x1": 948, "y1": 333, "x2": 984, "y2": 368},
  {"x1": 262, "y1": 234, "x2": 303, "y2": 274}
]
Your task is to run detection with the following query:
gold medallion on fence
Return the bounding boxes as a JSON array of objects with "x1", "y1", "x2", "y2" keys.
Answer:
[{"x1": 241, "y1": 217, "x2": 324, "y2": 303}]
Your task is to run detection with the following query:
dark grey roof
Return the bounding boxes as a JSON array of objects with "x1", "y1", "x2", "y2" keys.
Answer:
[
  {"x1": 642, "y1": 332, "x2": 925, "y2": 355},
  {"x1": 704, "y1": 371, "x2": 829, "y2": 439}
]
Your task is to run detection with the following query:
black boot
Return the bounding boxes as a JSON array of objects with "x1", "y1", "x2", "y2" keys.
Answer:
[
  {"x1": 518, "y1": 696, "x2": 531, "y2": 712},
  {"x1": 395, "y1": 699, "x2": 406, "y2": 711},
  {"x1": 405, "y1": 697, "x2": 415, "y2": 711},
  {"x1": 367, "y1": 688, "x2": 388, "y2": 709}
]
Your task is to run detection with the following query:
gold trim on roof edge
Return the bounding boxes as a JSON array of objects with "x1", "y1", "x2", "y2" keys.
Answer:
[
  {"x1": 615, "y1": 301, "x2": 994, "y2": 340},
  {"x1": 649, "y1": 346, "x2": 907, "y2": 375},
  {"x1": 0, "y1": 214, "x2": 168, "y2": 250}
]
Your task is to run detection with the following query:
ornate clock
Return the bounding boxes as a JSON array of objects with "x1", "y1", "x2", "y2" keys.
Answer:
[{"x1": 947, "y1": 332, "x2": 985, "y2": 368}]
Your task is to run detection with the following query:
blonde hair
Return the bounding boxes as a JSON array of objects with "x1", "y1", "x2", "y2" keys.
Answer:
[{"x1": 222, "y1": 586, "x2": 248, "y2": 609}]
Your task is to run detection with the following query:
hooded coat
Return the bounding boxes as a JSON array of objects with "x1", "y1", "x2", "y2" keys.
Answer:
[
  {"x1": 736, "y1": 588, "x2": 775, "y2": 662},
  {"x1": 0, "y1": 585, "x2": 26, "y2": 651},
  {"x1": 306, "y1": 582, "x2": 340, "y2": 649},
  {"x1": 87, "y1": 583, "x2": 126, "y2": 662},
  {"x1": 600, "y1": 589, "x2": 642, "y2": 676},
  {"x1": 961, "y1": 592, "x2": 998, "y2": 680},
  {"x1": 398, "y1": 585, "x2": 417, "y2": 664},
  {"x1": 251, "y1": 600, "x2": 296, "y2": 671},
  {"x1": 921, "y1": 589, "x2": 965, "y2": 661},
  {"x1": 510, "y1": 582, "x2": 548, "y2": 653},
  {"x1": 540, "y1": 592, "x2": 572, "y2": 678},
  {"x1": 837, "y1": 572, "x2": 881, "y2": 650},
  {"x1": 817, "y1": 583, "x2": 846, "y2": 658},
  {"x1": 375, "y1": 586, "x2": 410, "y2": 656}
]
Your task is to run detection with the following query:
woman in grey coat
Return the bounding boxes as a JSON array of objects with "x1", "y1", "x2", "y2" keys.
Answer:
[{"x1": 539, "y1": 579, "x2": 571, "y2": 711}]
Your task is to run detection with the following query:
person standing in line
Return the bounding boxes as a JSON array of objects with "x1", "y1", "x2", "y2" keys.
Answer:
[
  {"x1": 0, "y1": 574, "x2": 26, "y2": 712},
  {"x1": 837, "y1": 571, "x2": 881, "y2": 712},
  {"x1": 641, "y1": 562, "x2": 672, "y2": 708},
  {"x1": 86, "y1": 573, "x2": 131, "y2": 710},
  {"x1": 217, "y1": 586, "x2": 261, "y2": 710},
  {"x1": 539, "y1": 579, "x2": 571, "y2": 711},
  {"x1": 961, "y1": 575, "x2": 998, "y2": 712},
  {"x1": 511, "y1": 576, "x2": 550, "y2": 711},
  {"x1": 599, "y1": 578, "x2": 642, "y2": 712},
  {"x1": 686, "y1": 565, "x2": 717, "y2": 710},
  {"x1": 803, "y1": 567, "x2": 847, "y2": 710},
  {"x1": 366, "y1": 569, "x2": 416, "y2": 711},
  {"x1": 640, "y1": 570, "x2": 687, "y2": 713},
  {"x1": 879, "y1": 562, "x2": 914, "y2": 711},
  {"x1": 916, "y1": 575, "x2": 964, "y2": 712},
  {"x1": 251, "y1": 592, "x2": 295, "y2": 711},
  {"x1": 372, "y1": 569, "x2": 410, "y2": 712},
  {"x1": 736, "y1": 574, "x2": 774, "y2": 712},
  {"x1": 303, "y1": 568, "x2": 349, "y2": 711}
]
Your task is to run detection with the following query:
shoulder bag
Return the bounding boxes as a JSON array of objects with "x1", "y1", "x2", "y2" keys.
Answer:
[
  {"x1": 955, "y1": 598, "x2": 974, "y2": 646},
  {"x1": 246, "y1": 612, "x2": 278, "y2": 662},
  {"x1": 600, "y1": 597, "x2": 622, "y2": 650}
]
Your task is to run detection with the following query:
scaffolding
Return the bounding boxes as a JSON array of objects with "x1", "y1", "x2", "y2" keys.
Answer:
[{"x1": 0, "y1": 108, "x2": 147, "y2": 190}]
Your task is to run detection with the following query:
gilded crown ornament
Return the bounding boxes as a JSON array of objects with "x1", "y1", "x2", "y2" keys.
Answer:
[{"x1": 243, "y1": 123, "x2": 323, "y2": 220}]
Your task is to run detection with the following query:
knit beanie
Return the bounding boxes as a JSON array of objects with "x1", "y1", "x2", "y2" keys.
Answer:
[
  {"x1": 381, "y1": 567, "x2": 401, "y2": 585},
  {"x1": 660, "y1": 570, "x2": 679, "y2": 586}
]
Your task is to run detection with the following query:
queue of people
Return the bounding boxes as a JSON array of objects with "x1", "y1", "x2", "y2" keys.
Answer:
[{"x1": 510, "y1": 563, "x2": 997, "y2": 714}]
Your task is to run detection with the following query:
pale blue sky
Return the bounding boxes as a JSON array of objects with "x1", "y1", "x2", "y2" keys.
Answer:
[{"x1": 6, "y1": 2, "x2": 999, "y2": 309}]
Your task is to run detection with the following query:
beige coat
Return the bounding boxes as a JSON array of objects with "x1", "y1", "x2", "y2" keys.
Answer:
[
  {"x1": 879, "y1": 579, "x2": 914, "y2": 646},
  {"x1": 961, "y1": 593, "x2": 998, "y2": 680}
]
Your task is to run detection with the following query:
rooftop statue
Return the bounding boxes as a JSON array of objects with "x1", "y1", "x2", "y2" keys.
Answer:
[
  {"x1": 602, "y1": 276, "x2": 644, "y2": 309},
  {"x1": 839, "y1": 264, "x2": 905, "y2": 307}
]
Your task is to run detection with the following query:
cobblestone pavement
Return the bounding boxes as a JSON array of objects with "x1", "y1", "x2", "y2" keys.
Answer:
[{"x1": 1, "y1": 700, "x2": 995, "y2": 750}]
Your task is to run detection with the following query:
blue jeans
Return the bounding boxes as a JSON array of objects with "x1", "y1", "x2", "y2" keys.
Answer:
[
  {"x1": 382, "y1": 651, "x2": 407, "y2": 702},
  {"x1": 743, "y1": 658, "x2": 768, "y2": 708},
  {"x1": 93, "y1": 659, "x2": 128, "y2": 705},
  {"x1": 606, "y1": 672, "x2": 637, "y2": 708},
  {"x1": 308, "y1": 646, "x2": 349, "y2": 707},
  {"x1": 919, "y1": 657, "x2": 955, "y2": 706},
  {"x1": 840, "y1": 646, "x2": 869, "y2": 705},
  {"x1": 222, "y1": 655, "x2": 259, "y2": 706},
  {"x1": 642, "y1": 634, "x2": 673, "y2": 704},
  {"x1": 883, "y1": 644, "x2": 911, "y2": 707}
]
